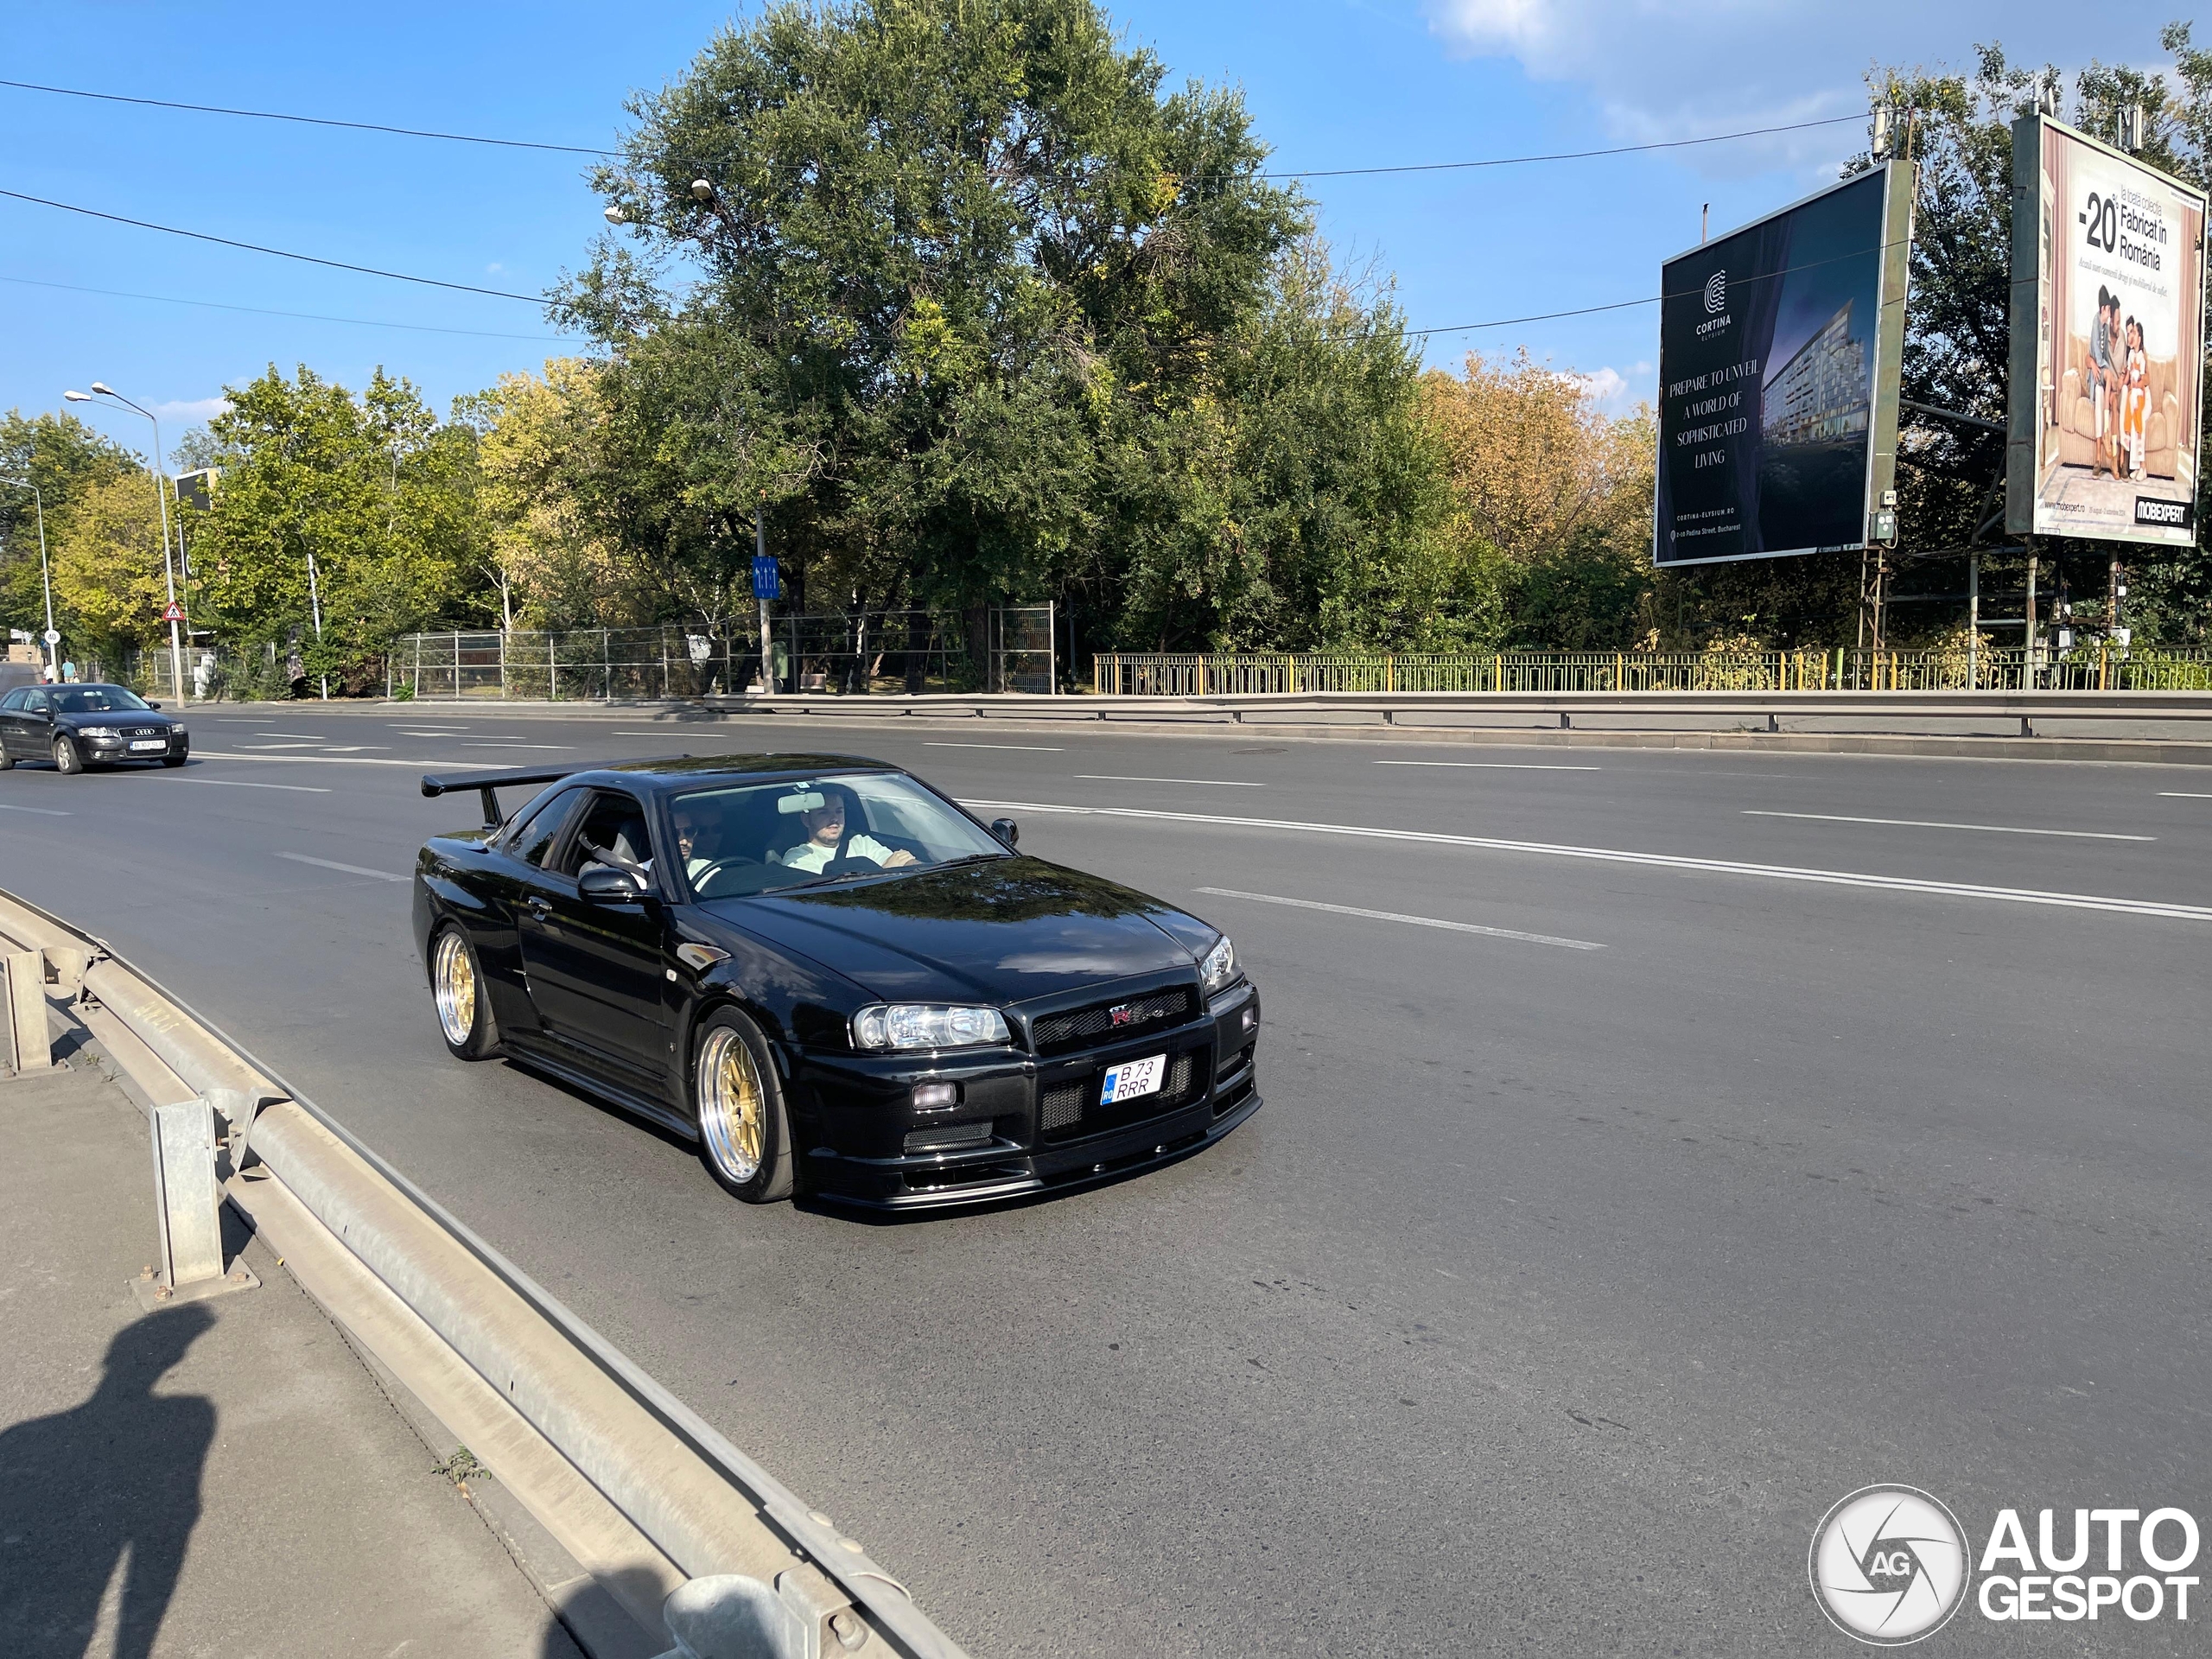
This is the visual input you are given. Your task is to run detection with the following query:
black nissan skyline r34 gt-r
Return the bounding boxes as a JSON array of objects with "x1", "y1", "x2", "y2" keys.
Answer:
[{"x1": 411, "y1": 753, "x2": 1261, "y2": 1210}]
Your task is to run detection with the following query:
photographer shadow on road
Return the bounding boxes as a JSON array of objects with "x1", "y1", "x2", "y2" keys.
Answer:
[{"x1": 0, "y1": 1305, "x2": 214, "y2": 1659}]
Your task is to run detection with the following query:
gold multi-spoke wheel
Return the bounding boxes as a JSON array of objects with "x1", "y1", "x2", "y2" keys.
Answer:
[
  {"x1": 430, "y1": 927, "x2": 497, "y2": 1058},
  {"x1": 698, "y1": 1025, "x2": 766, "y2": 1182},
  {"x1": 694, "y1": 1011, "x2": 793, "y2": 1203}
]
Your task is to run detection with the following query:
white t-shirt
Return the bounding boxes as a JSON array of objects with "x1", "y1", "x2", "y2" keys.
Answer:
[{"x1": 776, "y1": 833, "x2": 898, "y2": 873}]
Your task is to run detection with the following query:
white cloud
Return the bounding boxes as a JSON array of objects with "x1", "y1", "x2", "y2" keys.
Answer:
[
  {"x1": 1423, "y1": 0, "x2": 2167, "y2": 175},
  {"x1": 153, "y1": 397, "x2": 229, "y2": 426},
  {"x1": 1570, "y1": 361, "x2": 1650, "y2": 416}
]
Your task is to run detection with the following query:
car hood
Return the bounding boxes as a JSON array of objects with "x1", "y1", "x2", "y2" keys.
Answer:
[
  {"x1": 698, "y1": 856, "x2": 1205, "y2": 1003},
  {"x1": 57, "y1": 709, "x2": 175, "y2": 728}
]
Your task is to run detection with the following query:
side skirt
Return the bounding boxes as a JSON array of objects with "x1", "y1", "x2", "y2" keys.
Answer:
[{"x1": 502, "y1": 1038, "x2": 697, "y2": 1143}]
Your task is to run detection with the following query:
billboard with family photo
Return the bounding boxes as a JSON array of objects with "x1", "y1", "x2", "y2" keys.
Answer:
[
  {"x1": 2006, "y1": 115, "x2": 2207, "y2": 546},
  {"x1": 1654, "y1": 163, "x2": 1914, "y2": 565}
]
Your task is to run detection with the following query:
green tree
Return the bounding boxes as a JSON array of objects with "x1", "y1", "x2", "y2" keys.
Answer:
[
  {"x1": 188, "y1": 365, "x2": 487, "y2": 688},
  {"x1": 0, "y1": 411, "x2": 137, "y2": 647},
  {"x1": 560, "y1": 0, "x2": 1345, "y2": 660},
  {"x1": 49, "y1": 473, "x2": 171, "y2": 664}
]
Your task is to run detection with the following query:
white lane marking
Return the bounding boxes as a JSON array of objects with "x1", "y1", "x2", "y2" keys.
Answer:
[
  {"x1": 1075, "y1": 774, "x2": 1266, "y2": 787},
  {"x1": 394, "y1": 728, "x2": 471, "y2": 735},
  {"x1": 962, "y1": 798, "x2": 2212, "y2": 923},
  {"x1": 233, "y1": 742, "x2": 330, "y2": 750},
  {"x1": 0, "y1": 802, "x2": 73, "y2": 816},
  {"x1": 926, "y1": 741, "x2": 1067, "y2": 752},
  {"x1": 1375, "y1": 760, "x2": 1601, "y2": 772},
  {"x1": 195, "y1": 751, "x2": 518, "y2": 768},
  {"x1": 177, "y1": 778, "x2": 334, "y2": 794},
  {"x1": 277, "y1": 851, "x2": 410, "y2": 883},
  {"x1": 1742, "y1": 809, "x2": 2152, "y2": 842},
  {"x1": 461, "y1": 741, "x2": 574, "y2": 750},
  {"x1": 2158, "y1": 791, "x2": 2212, "y2": 799},
  {"x1": 248, "y1": 732, "x2": 333, "y2": 740},
  {"x1": 1195, "y1": 887, "x2": 1604, "y2": 950}
]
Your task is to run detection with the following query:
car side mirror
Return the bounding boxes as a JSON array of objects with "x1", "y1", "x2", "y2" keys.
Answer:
[
  {"x1": 146, "y1": 701, "x2": 162, "y2": 709},
  {"x1": 991, "y1": 817, "x2": 1019, "y2": 848},
  {"x1": 578, "y1": 865, "x2": 649, "y2": 905}
]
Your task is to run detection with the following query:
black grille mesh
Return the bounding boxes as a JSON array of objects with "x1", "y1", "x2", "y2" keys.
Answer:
[
  {"x1": 1039, "y1": 1051, "x2": 1201, "y2": 1141},
  {"x1": 1030, "y1": 988, "x2": 1194, "y2": 1055}
]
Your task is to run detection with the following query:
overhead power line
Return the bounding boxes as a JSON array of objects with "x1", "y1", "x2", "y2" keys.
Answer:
[
  {"x1": 0, "y1": 274, "x2": 582, "y2": 341},
  {"x1": 0, "y1": 77, "x2": 614, "y2": 156},
  {"x1": 1257, "y1": 112, "x2": 1870, "y2": 180},
  {"x1": 0, "y1": 75, "x2": 1867, "y2": 182},
  {"x1": 0, "y1": 188, "x2": 545, "y2": 303}
]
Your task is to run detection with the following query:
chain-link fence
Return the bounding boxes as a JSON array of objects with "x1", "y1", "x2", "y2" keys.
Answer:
[{"x1": 389, "y1": 607, "x2": 1057, "y2": 701}]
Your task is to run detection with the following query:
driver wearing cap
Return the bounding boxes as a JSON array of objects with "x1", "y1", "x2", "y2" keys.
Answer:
[{"x1": 774, "y1": 791, "x2": 917, "y2": 874}]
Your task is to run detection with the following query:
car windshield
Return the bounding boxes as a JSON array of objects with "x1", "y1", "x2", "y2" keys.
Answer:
[
  {"x1": 49, "y1": 685, "x2": 151, "y2": 715},
  {"x1": 671, "y1": 772, "x2": 1009, "y2": 899}
]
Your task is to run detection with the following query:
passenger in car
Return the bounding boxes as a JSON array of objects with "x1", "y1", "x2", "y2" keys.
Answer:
[{"x1": 772, "y1": 792, "x2": 916, "y2": 873}]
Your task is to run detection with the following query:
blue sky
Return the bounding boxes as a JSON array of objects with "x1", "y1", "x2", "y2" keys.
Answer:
[{"x1": 0, "y1": 0, "x2": 2181, "y2": 462}]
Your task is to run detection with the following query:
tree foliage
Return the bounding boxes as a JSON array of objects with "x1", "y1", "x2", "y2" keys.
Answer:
[
  {"x1": 558, "y1": 0, "x2": 1447, "y2": 656},
  {"x1": 188, "y1": 365, "x2": 484, "y2": 685}
]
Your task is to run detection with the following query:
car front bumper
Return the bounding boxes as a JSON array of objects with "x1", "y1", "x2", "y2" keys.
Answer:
[{"x1": 797, "y1": 979, "x2": 1262, "y2": 1211}]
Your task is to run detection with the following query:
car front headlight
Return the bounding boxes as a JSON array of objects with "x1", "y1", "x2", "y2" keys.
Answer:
[
  {"x1": 172, "y1": 727, "x2": 188, "y2": 739},
  {"x1": 79, "y1": 725, "x2": 120, "y2": 739},
  {"x1": 851, "y1": 1003, "x2": 1011, "y2": 1052},
  {"x1": 1199, "y1": 934, "x2": 1238, "y2": 995}
]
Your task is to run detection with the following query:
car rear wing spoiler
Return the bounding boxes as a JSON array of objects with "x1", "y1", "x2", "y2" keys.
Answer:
[{"x1": 421, "y1": 758, "x2": 690, "y2": 828}]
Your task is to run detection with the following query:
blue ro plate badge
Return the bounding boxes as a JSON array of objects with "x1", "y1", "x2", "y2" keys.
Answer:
[{"x1": 1099, "y1": 1054, "x2": 1166, "y2": 1105}]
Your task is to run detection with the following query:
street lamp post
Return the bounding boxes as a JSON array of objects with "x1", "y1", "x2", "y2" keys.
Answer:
[
  {"x1": 0, "y1": 476, "x2": 56, "y2": 673},
  {"x1": 66, "y1": 384, "x2": 187, "y2": 702}
]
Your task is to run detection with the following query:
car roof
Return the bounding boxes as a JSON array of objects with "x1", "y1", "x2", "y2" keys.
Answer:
[{"x1": 606, "y1": 753, "x2": 899, "y2": 789}]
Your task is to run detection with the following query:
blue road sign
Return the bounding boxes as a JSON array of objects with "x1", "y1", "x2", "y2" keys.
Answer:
[{"x1": 752, "y1": 555, "x2": 781, "y2": 601}]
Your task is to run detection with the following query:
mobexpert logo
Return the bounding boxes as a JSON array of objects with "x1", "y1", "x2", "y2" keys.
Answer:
[
  {"x1": 1812, "y1": 1491, "x2": 2204, "y2": 1643},
  {"x1": 1810, "y1": 1486, "x2": 1970, "y2": 1645}
]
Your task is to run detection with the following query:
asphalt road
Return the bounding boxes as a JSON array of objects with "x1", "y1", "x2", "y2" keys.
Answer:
[{"x1": 8, "y1": 705, "x2": 2212, "y2": 1655}]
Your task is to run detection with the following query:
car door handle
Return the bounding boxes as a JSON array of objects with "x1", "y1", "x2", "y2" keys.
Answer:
[{"x1": 525, "y1": 896, "x2": 551, "y2": 917}]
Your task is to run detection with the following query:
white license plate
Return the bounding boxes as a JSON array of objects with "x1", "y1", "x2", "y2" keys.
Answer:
[
  {"x1": 1099, "y1": 1053, "x2": 1166, "y2": 1105},
  {"x1": 129, "y1": 740, "x2": 167, "y2": 751}
]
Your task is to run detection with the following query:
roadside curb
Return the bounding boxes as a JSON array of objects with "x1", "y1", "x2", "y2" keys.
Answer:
[{"x1": 0, "y1": 887, "x2": 969, "y2": 1659}]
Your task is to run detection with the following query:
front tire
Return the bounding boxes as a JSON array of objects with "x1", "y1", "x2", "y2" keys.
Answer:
[
  {"x1": 430, "y1": 925, "x2": 500, "y2": 1058},
  {"x1": 0, "y1": 744, "x2": 12, "y2": 771},
  {"x1": 161, "y1": 755, "x2": 188, "y2": 768},
  {"x1": 693, "y1": 1008, "x2": 794, "y2": 1204},
  {"x1": 51, "y1": 735, "x2": 82, "y2": 774}
]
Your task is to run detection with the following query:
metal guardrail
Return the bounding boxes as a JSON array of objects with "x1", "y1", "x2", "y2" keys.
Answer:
[
  {"x1": 0, "y1": 887, "x2": 968, "y2": 1659},
  {"x1": 664, "y1": 687, "x2": 2212, "y2": 735},
  {"x1": 1093, "y1": 647, "x2": 2212, "y2": 696}
]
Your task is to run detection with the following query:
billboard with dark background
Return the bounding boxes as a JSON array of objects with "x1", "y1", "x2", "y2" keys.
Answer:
[{"x1": 1656, "y1": 165, "x2": 1910, "y2": 566}]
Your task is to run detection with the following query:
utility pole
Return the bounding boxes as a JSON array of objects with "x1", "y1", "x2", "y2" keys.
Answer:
[
  {"x1": 2025, "y1": 548, "x2": 2039, "y2": 686},
  {"x1": 307, "y1": 550, "x2": 327, "y2": 700}
]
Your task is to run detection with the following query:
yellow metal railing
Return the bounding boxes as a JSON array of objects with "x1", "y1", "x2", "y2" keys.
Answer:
[{"x1": 1091, "y1": 648, "x2": 2212, "y2": 696}]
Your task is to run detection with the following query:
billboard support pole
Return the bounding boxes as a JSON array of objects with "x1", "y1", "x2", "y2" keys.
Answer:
[{"x1": 2025, "y1": 548, "x2": 2040, "y2": 685}]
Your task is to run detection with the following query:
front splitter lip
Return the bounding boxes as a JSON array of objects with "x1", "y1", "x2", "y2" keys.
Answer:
[{"x1": 812, "y1": 1086, "x2": 1263, "y2": 1212}]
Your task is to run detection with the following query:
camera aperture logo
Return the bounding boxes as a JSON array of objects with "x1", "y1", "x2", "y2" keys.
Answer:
[
  {"x1": 1812, "y1": 1490, "x2": 2203, "y2": 1643},
  {"x1": 1810, "y1": 1486, "x2": 1970, "y2": 1645}
]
